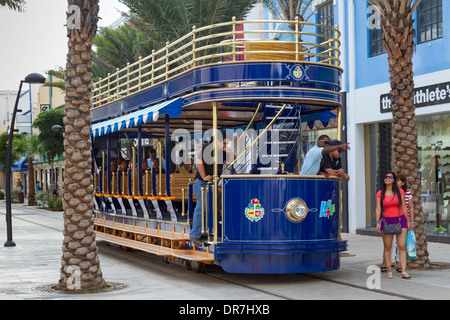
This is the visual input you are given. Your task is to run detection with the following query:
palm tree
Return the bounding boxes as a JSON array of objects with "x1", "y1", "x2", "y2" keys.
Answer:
[
  {"x1": 44, "y1": 67, "x2": 66, "y2": 92},
  {"x1": 32, "y1": 108, "x2": 65, "y2": 181},
  {"x1": 367, "y1": 0, "x2": 429, "y2": 269},
  {"x1": 93, "y1": 23, "x2": 156, "y2": 79},
  {"x1": 57, "y1": 0, "x2": 106, "y2": 291},
  {"x1": 121, "y1": 0, "x2": 259, "y2": 44},
  {"x1": 14, "y1": 134, "x2": 42, "y2": 206},
  {"x1": 116, "y1": 0, "x2": 258, "y2": 73},
  {"x1": 0, "y1": 0, "x2": 25, "y2": 11}
]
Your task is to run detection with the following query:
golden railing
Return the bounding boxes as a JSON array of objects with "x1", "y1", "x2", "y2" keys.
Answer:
[{"x1": 91, "y1": 18, "x2": 341, "y2": 109}]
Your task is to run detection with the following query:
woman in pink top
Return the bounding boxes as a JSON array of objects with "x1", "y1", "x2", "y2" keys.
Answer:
[
  {"x1": 375, "y1": 171, "x2": 411, "y2": 279},
  {"x1": 380, "y1": 174, "x2": 416, "y2": 273}
]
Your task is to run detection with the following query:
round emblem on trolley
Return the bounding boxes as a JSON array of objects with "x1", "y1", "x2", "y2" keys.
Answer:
[
  {"x1": 245, "y1": 198, "x2": 265, "y2": 222},
  {"x1": 292, "y1": 65, "x2": 303, "y2": 79}
]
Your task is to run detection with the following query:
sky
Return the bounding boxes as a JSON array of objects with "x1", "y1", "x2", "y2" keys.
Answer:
[{"x1": 0, "y1": 0, "x2": 129, "y2": 91}]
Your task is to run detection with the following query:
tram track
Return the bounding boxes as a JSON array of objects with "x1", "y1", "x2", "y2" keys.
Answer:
[
  {"x1": 3, "y1": 207, "x2": 422, "y2": 300},
  {"x1": 301, "y1": 274, "x2": 421, "y2": 300},
  {"x1": 203, "y1": 272, "x2": 295, "y2": 300},
  {"x1": 129, "y1": 245, "x2": 421, "y2": 300},
  {"x1": 201, "y1": 270, "x2": 421, "y2": 301}
]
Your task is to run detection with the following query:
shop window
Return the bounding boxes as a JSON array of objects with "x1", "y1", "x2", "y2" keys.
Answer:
[
  {"x1": 365, "y1": 114, "x2": 450, "y2": 239},
  {"x1": 369, "y1": 22, "x2": 386, "y2": 57},
  {"x1": 418, "y1": 114, "x2": 450, "y2": 236},
  {"x1": 417, "y1": 0, "x2": 443, "y2": 44},
  {"x1": 317, "y1": 1, "x2": 334, "y2": 61}
]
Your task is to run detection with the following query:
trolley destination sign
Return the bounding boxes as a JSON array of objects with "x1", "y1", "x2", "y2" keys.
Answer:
[{"x1": 380, "y1": 81, "x2": 450, "y2": 113}]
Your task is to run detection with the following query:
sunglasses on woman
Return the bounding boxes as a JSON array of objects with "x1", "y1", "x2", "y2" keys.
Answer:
[{"x1": 384, "y1": 175, "x2": 394, "y2": 179}]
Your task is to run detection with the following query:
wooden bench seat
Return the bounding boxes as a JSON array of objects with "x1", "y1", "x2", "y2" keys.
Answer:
[
  {"x1": 246, "y1": 41, "x2": 305, "y2": 61},
  {"x1": 170, "y1": 173, "x2": 196, "y2": 200}
]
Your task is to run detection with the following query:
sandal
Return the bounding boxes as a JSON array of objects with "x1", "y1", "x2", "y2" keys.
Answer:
[
  {"x1": 387, "y1": 272, "x2": 393, "y2": 279},
  {"x1": 402, "y1": 272, "x2": 412, "y2": 279},
  {"x1": 396, "y1": 267, "x2": 402, "y2": 273},
  {"x1": 381, "y1": 266, "x2": 387, "y2": 273}
]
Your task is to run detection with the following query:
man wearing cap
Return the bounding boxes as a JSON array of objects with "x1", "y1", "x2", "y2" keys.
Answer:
[
  {"x1": 299, "y1": 135, "x2": 350, "y2": 176},
  {"x1": 319, "y1": 140, "x2": 350, "y2": 182}
]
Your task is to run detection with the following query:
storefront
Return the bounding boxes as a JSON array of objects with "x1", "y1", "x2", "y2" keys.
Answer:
[{"x1": 357, "y1": 74, "x2": 450, "y2": 243}]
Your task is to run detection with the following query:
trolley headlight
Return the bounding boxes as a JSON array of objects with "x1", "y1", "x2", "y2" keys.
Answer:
[{"x1": 286, "y1": 199, "x2": 308, "y2": 222}]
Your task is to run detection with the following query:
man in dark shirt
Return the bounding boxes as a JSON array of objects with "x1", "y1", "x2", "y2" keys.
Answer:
[
  {"x1": 320, "y1": 140, "x2": 350, "y2": 182},
  {"x1": 191, "y1": 137, "x2": 231, "y2": 245}
]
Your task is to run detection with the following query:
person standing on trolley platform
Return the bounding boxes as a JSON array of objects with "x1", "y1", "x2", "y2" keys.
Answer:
[
  {"x1": 190, "y1": 137, "x2": 232, "y2": 246},
  {"x1": 273, "y1": 14, "x2": 304, "y2": 42},
  {"x1": 300, "y1": 135, "x2": 350, "y2": 175},
  {"x1": 319, "y1": 139, "x2": 350, "y2": 182}
]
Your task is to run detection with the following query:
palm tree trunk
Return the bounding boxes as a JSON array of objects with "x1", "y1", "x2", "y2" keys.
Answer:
[
  {"x1": 27, "y1": 162, "x2": 36, "y2": 206},
  {"x1": 381, "y1": 1, "x2": 430, "y2": 269},
  {"x1": 58, "y1": 0, "x2": 106, "y2": 290}
]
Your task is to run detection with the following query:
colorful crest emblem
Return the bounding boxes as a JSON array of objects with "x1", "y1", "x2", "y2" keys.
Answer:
[
  {"x1": 319, "y1": 200, "x2": 335, "y2": 219},
  {"x1": 292, "y1": 65, "x2": 303, "y2": 79},
  {"x1": 245, "y1": 199, "x2": 265, "y2": 222}
]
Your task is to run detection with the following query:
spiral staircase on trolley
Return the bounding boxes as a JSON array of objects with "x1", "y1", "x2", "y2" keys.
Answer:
[{"x1": 232, "y1": 103, "x2": 301, "y2": 176}]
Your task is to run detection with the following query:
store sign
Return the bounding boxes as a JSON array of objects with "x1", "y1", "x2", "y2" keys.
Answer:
[
  {"x1": 380, "y1": 81, "x2": 450, "y2": 113},
  {"x1": 40, "y1": 104, "x2": 50, "y2": 112}
]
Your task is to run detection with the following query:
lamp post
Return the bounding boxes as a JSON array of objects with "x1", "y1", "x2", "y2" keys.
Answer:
[{"x1": 4, "y1": 73, "x2": 46, "y2": 247}]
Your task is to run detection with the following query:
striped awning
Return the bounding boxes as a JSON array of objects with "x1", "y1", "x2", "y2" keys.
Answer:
[
  {"x1": 301, "y1": 111, "x2": 337, "y2": 130},
  {"x1": 91, "y1": 98, "x2": 182, "y2": 137},
  {"x1": 11, "y1": 157, "x2": 28, "y2": 172}
]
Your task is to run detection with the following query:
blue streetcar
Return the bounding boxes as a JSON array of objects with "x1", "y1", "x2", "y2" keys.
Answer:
[{"x1": 91, "y1": 18, "x2": 347, "y2": 273}]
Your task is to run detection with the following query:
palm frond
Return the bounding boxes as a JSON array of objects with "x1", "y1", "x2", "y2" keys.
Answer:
[{"x1": 0, "y1": 0, "x2": 26, "y2": 12}]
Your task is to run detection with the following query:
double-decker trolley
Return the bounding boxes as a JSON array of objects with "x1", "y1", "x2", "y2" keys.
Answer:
[{"x1": 91, "y1": 18, "x2": 347, "y2": 273}]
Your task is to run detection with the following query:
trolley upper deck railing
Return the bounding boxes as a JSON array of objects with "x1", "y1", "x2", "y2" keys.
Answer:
[{"x1": 91, "y1": 18, "x2": 341, "y2": 109}]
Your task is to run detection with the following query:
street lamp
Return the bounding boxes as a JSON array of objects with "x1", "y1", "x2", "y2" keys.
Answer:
[
  {"x1": 4, "y1": 73, "x2": 46, "y2": 247},
  {"x1": 51, "y1": 125, "x2": 63, "y2": 132}
]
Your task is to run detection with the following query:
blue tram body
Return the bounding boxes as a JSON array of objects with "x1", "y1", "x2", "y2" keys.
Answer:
[
  {"x1": 217, "y1": 176, "x2": 345, "y2": 273},
  {"x1": 90, "y1": 19, "x2": 347, "y2": 274}
]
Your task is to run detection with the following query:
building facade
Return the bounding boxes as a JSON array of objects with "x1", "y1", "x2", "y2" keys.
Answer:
[
  {"x1": 263, "y1": 0, "x2": 450, "y2": 242},
  {"x1": 329, "y1": 0, "x2": 450, "y2": 242}
]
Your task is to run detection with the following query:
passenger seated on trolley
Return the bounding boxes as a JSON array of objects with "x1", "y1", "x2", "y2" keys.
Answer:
[
  {"x1": 118, "y1": 158, "x2": 129, "y2": 172},
  {"x1": 109, "y1": 160, "x2": 118, "y2": 174},
  {"x1": 141, "y1": 159, "x2": 149, "y2": 172},
  {"x1": 152, "y1": 158, "x2": 165, "y2": 173},
  {"x1": 190, "y1": 137, "x2": 232, "y2": 245},
  {"x1": 147, "y1": 148, "x2": 166, "y2": 170}
]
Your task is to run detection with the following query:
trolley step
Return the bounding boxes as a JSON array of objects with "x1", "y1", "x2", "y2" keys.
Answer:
[
  {"x1": 94, "y1": 219, "x2": 214, "y2": 264},
  {"x1": 95, "y1": 218, "x2": 188, "y2": 242}
]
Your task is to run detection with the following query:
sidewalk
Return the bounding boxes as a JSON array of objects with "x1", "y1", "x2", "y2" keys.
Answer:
[{"x1": 1, "y1": 201, "x2": 449, "y2": 300}]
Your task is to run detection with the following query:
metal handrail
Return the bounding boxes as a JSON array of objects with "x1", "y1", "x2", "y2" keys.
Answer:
[
  {"x1": 91, "y1": 18, "x2": 341, "y2": 108},
  {"x1": 227, "y1": 104, "x2": 288, "y2": 170}
]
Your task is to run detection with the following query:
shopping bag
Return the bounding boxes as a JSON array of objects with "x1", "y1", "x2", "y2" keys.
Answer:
[{"x1": 406, "y1": 230, "x2": 416, "y2": 260}]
